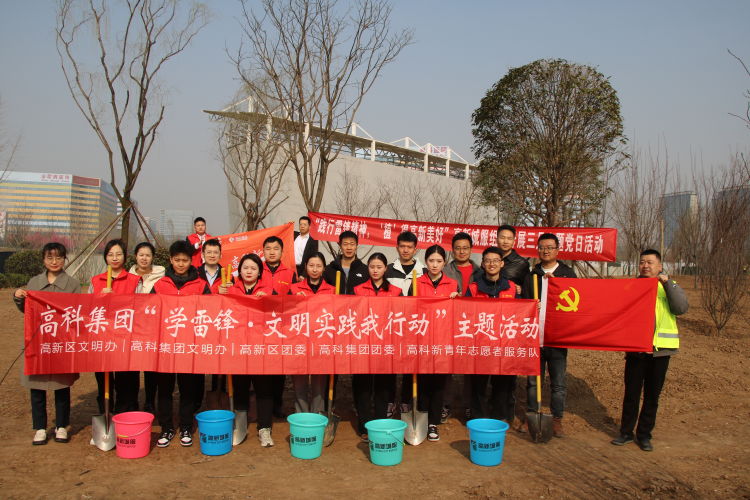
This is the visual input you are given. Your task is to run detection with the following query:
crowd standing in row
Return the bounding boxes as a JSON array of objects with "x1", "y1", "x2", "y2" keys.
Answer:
[{"x1": 14, "y1": 216, "x2": 687, "y2": 453}]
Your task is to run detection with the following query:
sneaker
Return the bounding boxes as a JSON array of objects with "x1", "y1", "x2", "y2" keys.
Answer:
[
  {"x1": 440, "y1": 406, "x2": 450, "y2": 424},
  {"x1": 156, "y1": 429, "x2": 175, "y2": 448},
  {"x1": 33, "y1": 429, "x2": 47, "y2": 446},
  {"x1": 386, "y1": 403, "x2": 396, "y2": 419},
  {"x1": 258, "y1": 428, "x2": 274, "y2": 447},
  {"x1": 635, "y1": 437, "x2": 653, "y2": 452},
  {"x1": 360, "y1": 433, "x2": 369, "y2": 442},
  {"x1": 427, "y1": 425, "x2": 439, "y2": 442},
  {"x1": 54, "y1": 427, "x2": 69, "y2": 443},
  {"x1": 179, "y1": 429, "x2": 193, "y2": 447},
  {"x1": 399, "y1": 403, "x2": 410, "y2": 415},
  {"x1": 610, "y1": 434, "x2": 633, "y2": 446},
  {"x1": 517, "y1": 420, "x2": 528, "y2": 434}
]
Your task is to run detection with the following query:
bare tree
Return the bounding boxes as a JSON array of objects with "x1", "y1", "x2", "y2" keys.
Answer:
[
  {"x1": 728, "y1": 49, "x2": 750, "y2": 130},
  {"x1": 382, "y1": 175, "x2": 481, "y2": 225},
  {"x1": 56, "y1": 0, "x2": 209, "y2": 247},
  {"x1": 217, "y1": 94, "x2": 292, "y2": 232},
  {"x1": 694, "y1": 153, "x2": 750, "y2": 335},
  {"x1": 610, "y1": 145, "x2": 672, "y2": 271},
  {"x1": 233, "y1": 0, "x2": 413, "y2": 212},
  {"x1": 334, "y1": 165, "x2": 387, "y2": 219},
  {"x1": 0, "y1": 96, "x2": 21, "y2": 184}
]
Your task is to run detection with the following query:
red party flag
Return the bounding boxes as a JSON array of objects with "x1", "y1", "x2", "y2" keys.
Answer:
[{"x1": 544, "y1": 278, "x2": 658, "y2": 351}]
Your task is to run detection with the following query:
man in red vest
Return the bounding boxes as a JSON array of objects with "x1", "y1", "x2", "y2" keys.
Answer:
[{"x1": 186, "y1": 217, "x2": 213, "y2": 269}]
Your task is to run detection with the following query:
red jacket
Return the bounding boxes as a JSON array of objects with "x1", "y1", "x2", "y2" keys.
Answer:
[
  {"x1": 227, "y1": 279, "x2": 274, "y2": 297},
  {"x1": 260, "y1": 261, "x2": 296, "y2": 295},
  {"x1": 186, "y1": 232, "x2": 213, "y2": 268},
  {"x1": 354, "y1": 280, "x2": 403, "y2": 297},
  {"x1": 152, "y1": 274, "x2": 210, "y2": 296},
  {"x1": 413, "y1": 273, "x2": 458, "y2": 298},
  {"x1": 90, "y1": 270, "x2": 140, "y2": 294},
  {"x1": 289, "y1": 279, "x2": 336, "y2": 295},
  {"x1": 466, "y1": 279, "x2": 518, "y2": 299}
]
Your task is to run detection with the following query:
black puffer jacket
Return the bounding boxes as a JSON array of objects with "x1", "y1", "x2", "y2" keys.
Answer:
[{"x1": 323, "y1": 257, "x2": 369, "y2": 295}]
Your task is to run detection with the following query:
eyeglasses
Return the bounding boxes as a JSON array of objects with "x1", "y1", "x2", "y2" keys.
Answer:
[
  {"x1": 538, "y1": 246, "x2": 558, "y2": 252},
  {"x1": 483, "y1": 259, "x2": 502, "y2": 265}
]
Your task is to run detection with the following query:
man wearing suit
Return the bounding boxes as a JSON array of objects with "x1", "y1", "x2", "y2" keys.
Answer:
[{"x1": 294, "y1": 216, "x2": 318, "y2": 277}]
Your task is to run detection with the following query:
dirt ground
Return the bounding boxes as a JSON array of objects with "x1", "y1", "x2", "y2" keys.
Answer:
[{"x1": 0, "y1": 279, "x2": 748, "y2": 499}]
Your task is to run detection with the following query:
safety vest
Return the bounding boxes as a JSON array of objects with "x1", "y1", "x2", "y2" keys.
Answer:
[{"x1": 653, "y1": 282, "x2": 679, "y2": 350}]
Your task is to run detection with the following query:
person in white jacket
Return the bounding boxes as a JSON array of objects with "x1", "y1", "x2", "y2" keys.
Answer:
[{"x1": 129, "y1": 241, "x2": 165, "y2": 413}]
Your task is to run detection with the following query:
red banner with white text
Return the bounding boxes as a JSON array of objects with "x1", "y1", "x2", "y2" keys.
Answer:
[
  {"x1": 309, "y1": 211, "x2": 617, "y2": 262},
  {"x1": 543, "y1": 278, "x2": 657, "y2": 351},
  {"x1": 216, "y1": 223, "x2": 295, "y2": 274},
  {"x1": 24, "y1": 292, "x2": 540, "y2": 376}
]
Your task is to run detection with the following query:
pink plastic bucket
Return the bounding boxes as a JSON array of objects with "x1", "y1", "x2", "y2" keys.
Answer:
[{"x1": 112, "y1": 411, "x2": 154, "y2": 459}]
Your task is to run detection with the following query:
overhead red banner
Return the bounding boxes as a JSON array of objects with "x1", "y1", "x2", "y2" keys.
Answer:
[
  {"x1": 309, "y1": 212, "x2": 617, "y2": 262},
  {"x1": 23, "y1": 292, "x2": 540, "y2": 376},
  {"x1": 216, "y1": 223, "x2": 295, "y2": 274},
  {"x1": 543, "y1": 278, "x2": 657, "y2": 351}
]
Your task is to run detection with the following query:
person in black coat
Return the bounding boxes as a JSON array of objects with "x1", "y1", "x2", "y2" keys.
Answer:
[{"x1": 294, "y1": 216, "x2": 319, "y2": 277}]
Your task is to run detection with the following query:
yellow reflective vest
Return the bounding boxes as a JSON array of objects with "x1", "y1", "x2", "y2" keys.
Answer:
[{"x1": 653, "y1": 282, "x2": 679, "y2": 350}]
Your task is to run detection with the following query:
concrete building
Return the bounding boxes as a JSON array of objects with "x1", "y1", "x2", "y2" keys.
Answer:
[
  {"x1": 207, "y1": 108, "x2": 495, "y2": 261},
  {"x1": 158, "y1": 208, "x2": 194, "y2": 243},
  {"x1": 660, "y1": 191, "x2": 698, "y2": 248},
  {"x1": 0, "y1": 171, "x2": 118, "y2": 244}
]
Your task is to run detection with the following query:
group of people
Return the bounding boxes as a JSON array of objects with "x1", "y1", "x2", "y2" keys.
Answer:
[{"x1": 14, "y1": 216, "x2": 687, "y2": 454}]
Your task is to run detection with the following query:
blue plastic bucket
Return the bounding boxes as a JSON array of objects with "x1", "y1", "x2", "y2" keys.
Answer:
[
  {"x1": 365, "y1": 419, "x2": 407, "y2": 466},
  {"x1": 287, "y1": 412, "x2": 328, "y2": 460},
  {"x1": 195, "y1": 410, "x2": 234, "y2": 456},
  {"x1": 467, "y1": 418, "x2": 509, "y2": 466}
]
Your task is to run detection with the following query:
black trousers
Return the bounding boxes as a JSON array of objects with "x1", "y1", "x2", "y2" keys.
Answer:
[
  {"x1": 620, "y1": 353, "x2": 671, "y2": 440},
  {"x1": 352, "y1": 374, "x2": 393, "y2": 435},
  {"x1": 401, "y1": 374, "x2": 448, "y2": 425},
  {"x1": 113, "y1": 371, "x2": 140, "y2": 413},
  {"x1": 470, "y1": 374, "x2": 517, "y2": 422},
  {"x1": 234, "y1": 375, "x2": 275, "y2": 430},
  {"x1": 272, "y1": 375, "x2": 285, "y2": 412},
  {"x1": 143, "y1": 371, "x2": 158, "y2": 408},
  {"x1": 157, "y1": 373, "x2": 204, "y2": 431},
  {"x1": 31, "y1": 388, "x2": 70, "y2": 429}
]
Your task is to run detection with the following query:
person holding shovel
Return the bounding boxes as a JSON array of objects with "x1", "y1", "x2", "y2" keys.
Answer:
[
  {"x1": 407, "y1": 245, "x2": 459, "y2": 441},
  {"x1": 89, "y1": 239, "x2": 141, "y2": 415},
  {"x1": 289, "y1": 252, "x2": 335, "y2": 414},
  {"x1": 465, "y1": 246, "x2": 520, "y2": 424},
  {"x1": 521, "y1": 233, "x2": 576, "y2": 438},
  {"x1": 219, "y1": 253, "x2": 276, "y2": 447},
  {"x1": 14, "y1": 242, "x2": 81, "y2": 445},
  {"x1": 611, "y1": 249, "x2": 688, "y2": 452}
]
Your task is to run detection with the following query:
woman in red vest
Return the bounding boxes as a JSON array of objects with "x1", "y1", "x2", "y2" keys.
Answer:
[
  {"x1": 407, "y1": 245, "x2": 459, "y2": 441},
  {"x1": 289, "y1": 252, "x2": 334, "y2": 414},
  {"x1": 89, "y1": 239, "x2": 141, "y2": 415},
  {"x1": 352, "y1": 253, "x2": 401, "y2": 440},
  {"x1": 218, "y1": 253, "x2": 276, "y2": 447}
]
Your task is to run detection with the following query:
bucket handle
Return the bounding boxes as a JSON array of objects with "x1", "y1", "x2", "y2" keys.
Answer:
[
  {"x1": 382, "y1": 429, "x2": 405, "y2": 447},
  {"x1": 116, "y1": 424, "x2": 152, "y2": 439}
]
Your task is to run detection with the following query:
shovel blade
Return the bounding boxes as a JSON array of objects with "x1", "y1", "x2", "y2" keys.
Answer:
[
  {"x1": 232, "y1": 410, "x2": 248, "y2": 446},
  {"x1": 526, "y1": 411, "x2": 553, "y2": 443},
  {"x1": 402, "y1": 410, "x2": 428, "y2": 445},
  {"x1": 322, "y1": 413, "x2": 341, "y2": 447},
  {"x1": 91, "y1": 415, "x2": 116, "y2": 451}
]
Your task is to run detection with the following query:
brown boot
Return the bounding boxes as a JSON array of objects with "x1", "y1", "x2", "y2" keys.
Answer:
[{"x1": 552, "y1": 417, "x2": 564, "y2": 438}]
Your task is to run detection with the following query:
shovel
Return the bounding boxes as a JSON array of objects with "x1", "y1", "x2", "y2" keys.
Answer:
[
  {"x1": 402, "y1": 270, "x2": 428, "y2": 445},
  {"x1": 526, "y1": 274, "x2": 553, "y2": 443},
  {"x1": 322, "y1": 271, "x2": 343, "y2": 446},
  {"x1": 92, "y1": 371, "x2": 116, "y2": 451},
  {"x1": 228, "y1": 375, "x2": 248, "y2": 445}
]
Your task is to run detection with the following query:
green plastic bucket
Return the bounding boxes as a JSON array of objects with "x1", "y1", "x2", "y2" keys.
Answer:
[
  {"x1": 287, "y1": 412, "x2": 328, "y2": 460},
  {"x1": 365, "y1": 419, "x2": 407, "y2": 466}
]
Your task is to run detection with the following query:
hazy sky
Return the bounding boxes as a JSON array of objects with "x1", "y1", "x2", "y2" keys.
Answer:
[{"x1": 1, "y1": 0, "x2": 748, "y2": 235}]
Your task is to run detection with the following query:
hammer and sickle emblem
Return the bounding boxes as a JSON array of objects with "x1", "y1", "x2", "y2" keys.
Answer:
[{"x1": 555, "y1": 287, "x2": 580, "y2": 312}]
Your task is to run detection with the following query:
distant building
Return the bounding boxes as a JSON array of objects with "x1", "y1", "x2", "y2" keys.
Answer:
[
  {"x1": 159, "y1": 208, "x2": 194, "y2": 242},
  {"x1": 661, "y1": 191, "x2": 698, "y2": 248},
  {"x1": 0, "y1": 171, "x2": 119, "y2": 244}
]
